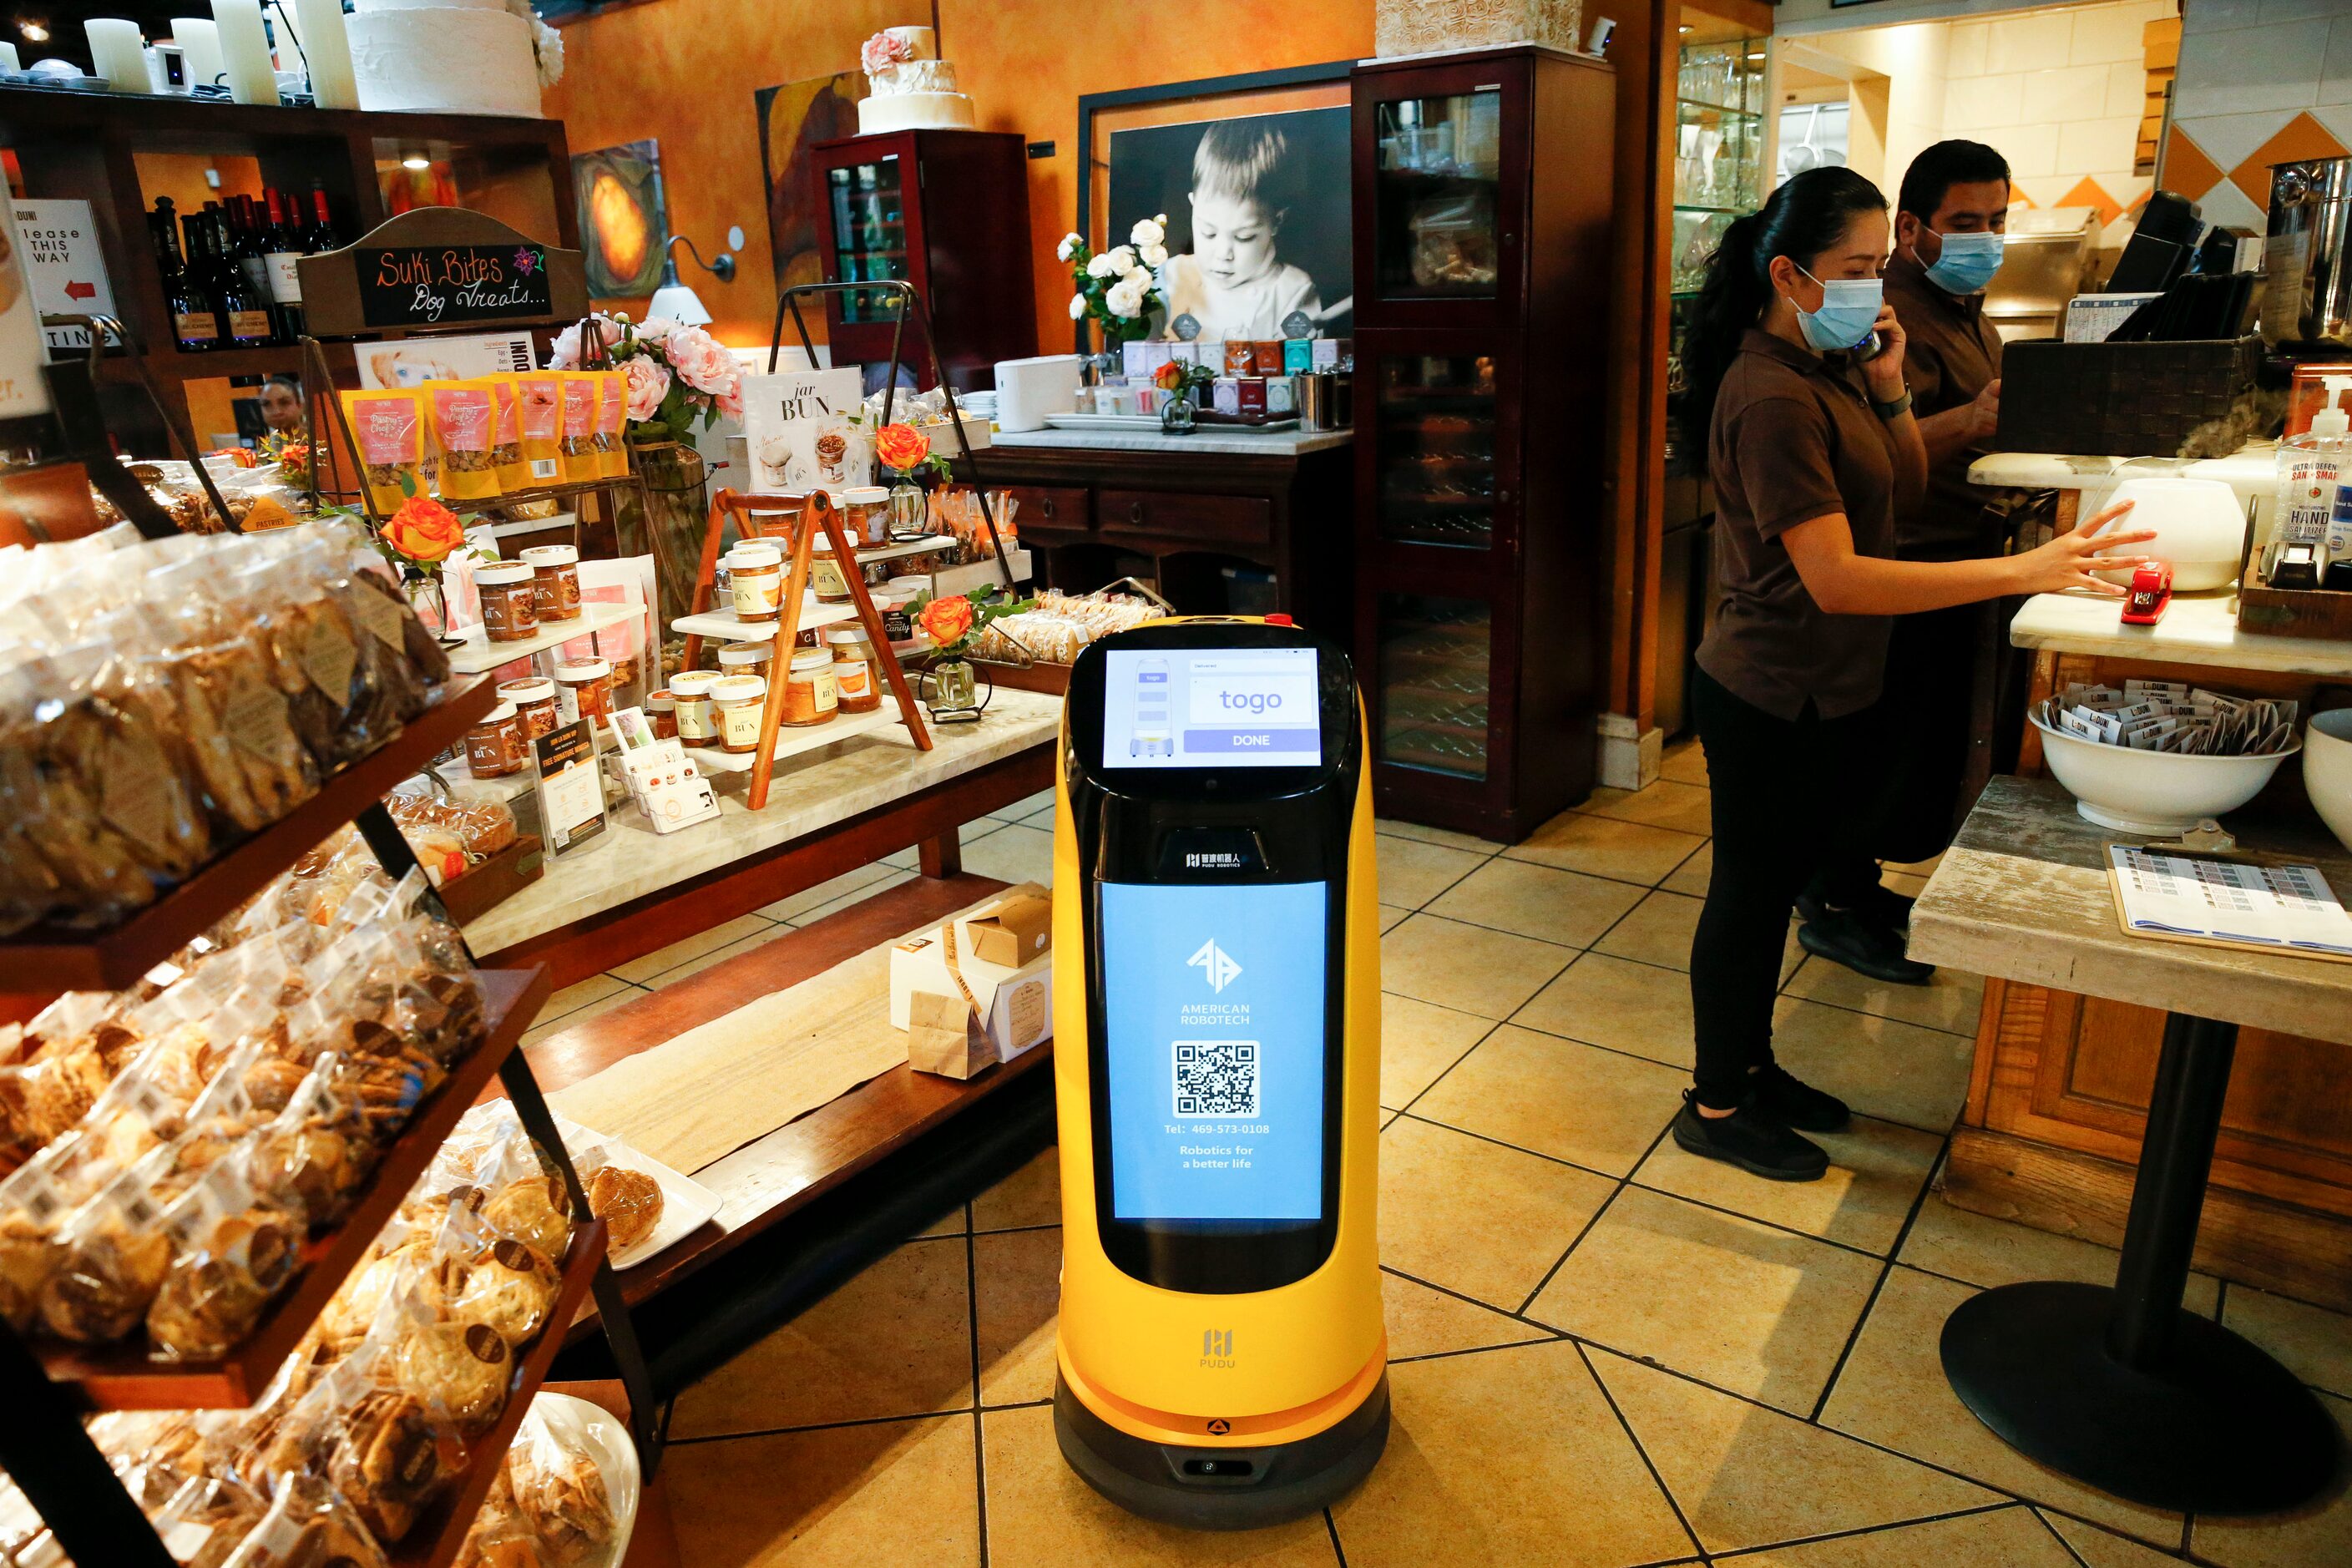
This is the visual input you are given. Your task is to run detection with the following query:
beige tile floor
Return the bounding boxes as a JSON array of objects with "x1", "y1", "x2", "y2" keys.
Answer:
[{"x1": 560, "y1": 750, "x2": 2352, "y2": 1565}]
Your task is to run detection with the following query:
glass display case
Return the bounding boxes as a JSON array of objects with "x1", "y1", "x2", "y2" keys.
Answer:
[
  {"x1": 809, "y1": 129, "x2": 1038, "y2": 390},
  {"x1": 1667, "y1": 30, "x2": 1769, "y2": 463},
  {"x1": 1371, "y1": 89, "x2": 1504, "y2": 301},
  {"x1": 1373, "y1": 352, "x2": 1500, "y2": 549},
  {"x1": 1351, "y1": 47, "x2": 1616, "y2": 840},
  {"x1": 824, "y1": 154, "x2": 908, "y2": 325}
]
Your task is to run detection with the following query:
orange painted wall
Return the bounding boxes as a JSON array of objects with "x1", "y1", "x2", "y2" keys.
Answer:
[{"x1": 542, "y1": 0, "x2": 1375, "y2": 352}]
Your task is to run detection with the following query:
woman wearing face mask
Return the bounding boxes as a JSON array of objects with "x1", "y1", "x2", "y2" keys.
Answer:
[{"x1": 1671, "y1": 166, "x2": 2152, "y2": 1181}]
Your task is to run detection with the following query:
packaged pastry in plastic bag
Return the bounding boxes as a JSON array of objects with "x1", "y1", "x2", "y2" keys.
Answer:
[
  {"x1": 148, "y1": 1149, "x2": 303, "y2": 1361},
  {"x1": 431, "y1": 383, "x2": 503, "y2": 503},
  {"x1": 219, "y1": 1469, "x2": 390, "y2": 1568},
  {"x1": 248, "y1": 1054, "x2": 379, "y2": 1227},
  {"x1": 0, "y1": 1146, "x2": 70, "y2": 1331},
  {"x1": 38, "y1": 1152, "x2": 175, "y2": 1342},
  {"x1": 146, "y1": 1469, "x2": 271, "y2": 1568},
  {"x1": 141, "y1": 556, "x2": 318, "y2": 836}
]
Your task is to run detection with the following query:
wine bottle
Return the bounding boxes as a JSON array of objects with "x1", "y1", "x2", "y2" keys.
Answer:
[
  {"x1": 205, "y1": 206, "x2": 273, "y2": 349},
  {"x1": 305, "y1": 182, "x2": 337, "y2": 253},
  {"x1": 261, "y1": 187, "x2": 307, "y2": 341},
  {"x1": 154, "y1": 198, "x2": 217, "y2": 354},
  {"x1": 228, "y1": 195, "x2": 280, "y2": 344}
]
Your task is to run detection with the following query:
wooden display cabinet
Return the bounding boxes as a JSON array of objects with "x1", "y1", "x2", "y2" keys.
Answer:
[
  {"x1": 1349, "y1": 46, "x2": 1616, "y2": 841},
  {"x1": 809, "y1": 129, "x2": 1035, "y2": 392},
  {"x1": 0, "y1": 88, "x2": 574, "y2": 446},
  {"x1": 1947, "y1": 648, "x2": 2352, "y2": 1313}
]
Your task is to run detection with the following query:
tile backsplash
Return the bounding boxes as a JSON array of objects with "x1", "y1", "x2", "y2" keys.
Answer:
[{"x1": 2162, "y1": 0, "x2": 2352, "y2": 236}]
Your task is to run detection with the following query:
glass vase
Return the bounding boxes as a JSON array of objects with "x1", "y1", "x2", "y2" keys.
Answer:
[
  {"x1": 923, "y1": 656, "x2": 985, "y2": 722},
  {"x1": 1160, "y1": 390, "x2": 1196, "y2": 436}
]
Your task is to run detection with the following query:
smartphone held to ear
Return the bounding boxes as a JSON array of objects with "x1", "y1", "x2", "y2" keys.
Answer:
[{"x1": 1852, "y1": 329, "x2": 1887, "y2": 362}]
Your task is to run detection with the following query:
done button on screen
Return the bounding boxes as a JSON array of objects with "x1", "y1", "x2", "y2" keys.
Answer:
[{"x1": 1102, "y1": 647, "x2": 1321, "y2": 769}]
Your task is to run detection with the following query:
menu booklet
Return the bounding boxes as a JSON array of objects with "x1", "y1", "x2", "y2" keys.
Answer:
[{"x1": 2107, "y1": 847, "x2": 2352, "y2": 960}]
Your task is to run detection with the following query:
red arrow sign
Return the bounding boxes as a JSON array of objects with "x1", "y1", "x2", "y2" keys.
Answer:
[{"x1": 63, "y1": 281, "x2": 96, "y2": 301}]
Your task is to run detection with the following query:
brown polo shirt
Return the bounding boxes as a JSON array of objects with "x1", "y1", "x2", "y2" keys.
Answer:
[
  {"x1": 1885, "y1": 250, "x2": 2005, "y2": 560},
  {"x1": 1696, "y1": 327, "x2": 1898, "y2": 721}
]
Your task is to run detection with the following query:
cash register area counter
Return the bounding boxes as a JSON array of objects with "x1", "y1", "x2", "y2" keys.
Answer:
[
  {"x1": 1970, "y1": 443, "x2": 2278, "y2": 493},
  {"x1": 989, "y1": 426, "x2": 1353, "y2": 459},
  {"x1": 2011, "y1": 588, "x2": 2352, "y2": 677},
  {"x1": 466, "y1": 690, "x2": 1063, "y2": 983}
]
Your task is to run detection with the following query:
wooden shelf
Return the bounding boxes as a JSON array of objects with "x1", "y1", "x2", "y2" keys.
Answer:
[
  {"x1": 389, "y1": 1219, "x2": 608, "y2": 1568},
  {"x1": 691, "y1": 705, "x2": 918, "y2": 773},
  {"x1": 0, "y1": 679, "x2": 498, "y2": 992},
  {"x1": 39, "y1": 968, "x2": 552, "y2": 1409},
  {"x1": 445, "y1": 599, "x2": 642, "y2": 676},
  {"x1": 671, "y1": 599, "x2": 857, "y2": 642}
]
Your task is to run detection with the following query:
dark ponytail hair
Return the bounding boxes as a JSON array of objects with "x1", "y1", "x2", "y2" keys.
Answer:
[{"x1": 1683, "y1": 167, "x2": 1888, "y2": 432}]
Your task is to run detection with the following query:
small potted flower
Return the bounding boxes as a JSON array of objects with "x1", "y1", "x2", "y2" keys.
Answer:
[
  {"x1": 373, "y1": 489, "x2": 474, "y2": 645},
  {"x1": 914, "y1": 584, "x2": 1034, "y2": 721},
  {"x1": 873, "y1": 420, "x2": 953, "y2": 541},
  {"x1": 1153, "y1": 357, "x2": 1217, "y2": 436}
]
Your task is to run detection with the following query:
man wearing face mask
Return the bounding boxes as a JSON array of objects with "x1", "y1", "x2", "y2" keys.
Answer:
[{"x1": 1793, "y1": 139, "x2": 2012, "y2": 986}]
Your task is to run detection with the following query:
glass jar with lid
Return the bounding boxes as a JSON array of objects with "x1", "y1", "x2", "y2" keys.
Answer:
[
  {"x1": 477, "y1": 563, "x2": 540, "y2": 643},
  {"x1": 726, "y1": 542, "x2": 785, "y2": 622},
  {"x1": 670, "y1": 669, "x2": 721, "y2": 747},
  {"x1": 710, "y1": 674, "x2": 770, "y2": 754},
  {"x1": 827, "y1": 626, "x2": 883, "y2": 714},
  {"x1": 498, "y1": 676, "x2": 559, "y2": 739},
  {"x1": 553, "y1": 657, "x2": 613, "y2": 726},
  {"x1": 781, "y1": 648, "x2": 840, "y2": 726},
  {"x1": 718, "y1": 641, "x2": 774, "y2": 682},
  {"x1": 519, "y1": 544, "x2": 581, "y2": 620},
  {"x1": 842, "y1": 486, "x2": 889, "y2": 547},
  {"x1": 463, "y1": 701, "x2": 525, "y2": 778}
]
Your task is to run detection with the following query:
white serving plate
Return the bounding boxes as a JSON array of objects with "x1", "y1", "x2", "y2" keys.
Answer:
[{"x1": 552, "y1": 1111, "x2": 724, "y2": 1271}]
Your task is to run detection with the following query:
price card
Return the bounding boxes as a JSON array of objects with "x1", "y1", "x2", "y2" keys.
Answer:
[{"x1": 533, "y1": 718, "x2": 609, "y2": 857}]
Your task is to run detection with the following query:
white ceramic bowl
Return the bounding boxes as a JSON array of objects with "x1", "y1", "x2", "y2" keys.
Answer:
[
  {"x1": 2031, "y1": 714, "x2": 2297, "y2": 833},
  {"x1": 2306, "y1": 708, "x2": 2352, "y2": 854},
  {"x1": 2085, "y1": 475, "x2": 2248, "y2": 591}
]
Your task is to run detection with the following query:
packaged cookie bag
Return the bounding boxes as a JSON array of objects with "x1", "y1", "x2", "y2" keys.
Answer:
[
  {"x1": 594, "y1": 368, "x2": 630, "y2": 479},
  {"x1": 514, "y1": 372, "x2": 565, "y2": 484},
  {"x1": 430, "y1": 382, "x2": 503, "y2": 503},
  {"x1": 485, "y1": 376, "x2": 532, "y2": 493},
  {"x1": 38, "y1": 1151, "x2": 175, "y2": 1343},
  {"x1": 558, "y1": 373, "x2": 601, "y2": 484},
  {"x1": 340, "y1": 391, "x2": 432, "y2": 516},
  {"x1": 148, "y1": 1147, "x2": 303, "y2": 1361}
]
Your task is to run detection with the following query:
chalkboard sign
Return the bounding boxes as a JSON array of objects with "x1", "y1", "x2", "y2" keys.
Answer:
[
  {"x1": 297, "y1": 209, "x2": 588, "y2": 338},
  {"x1": 357, "y1": 243, "x2": 554, "y2": 329}
]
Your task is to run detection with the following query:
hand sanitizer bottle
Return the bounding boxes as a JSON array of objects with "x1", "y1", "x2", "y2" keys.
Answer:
[{"x1": 2274, "y1": 373, "x2": 2352, "y2": 589}]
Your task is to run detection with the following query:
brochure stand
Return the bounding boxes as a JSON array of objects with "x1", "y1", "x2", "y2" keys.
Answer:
[{"x1": 678, "y1": 488, "x2": 933, "y2": 810}]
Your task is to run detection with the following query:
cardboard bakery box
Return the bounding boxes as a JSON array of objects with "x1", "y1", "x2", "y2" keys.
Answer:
[
  {"x1": 966, "y1": 889, "x2": 1051, "y2": 968},
  {"x1": 890, "y1": 888, "x2": 1055, "y2": 1065}
]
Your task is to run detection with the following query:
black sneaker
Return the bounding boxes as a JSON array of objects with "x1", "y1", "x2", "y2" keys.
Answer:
[
  {"x1": 1672, "y1": 1092, "x2": 1829, "y2": 1181},
  {"x1": 1749, "y1": 1062, "x2": 1850, "y2": 1133},
  {"x1": 1795, "y1": 881, "x2": 1915, "y2": 930},
  {"x1": 1798, "y1": 909, "x2": 1935, "y2": 987}
]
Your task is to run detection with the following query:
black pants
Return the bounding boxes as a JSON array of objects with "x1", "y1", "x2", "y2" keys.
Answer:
[
  {"x1": 1816, "y1": 601, "x2": 1981, "y2": 908},
  {"x1": 1689, "y1": 667, "x2": 1893, "y2": 1109}
]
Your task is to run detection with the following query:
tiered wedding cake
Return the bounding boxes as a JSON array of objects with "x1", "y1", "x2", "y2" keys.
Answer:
[
  {"x1": 857, "y1": 26, "x2": 976, "y2": 134},
  {"x1": 348, "y1": 0, "x2": 557, "y2": 118}
]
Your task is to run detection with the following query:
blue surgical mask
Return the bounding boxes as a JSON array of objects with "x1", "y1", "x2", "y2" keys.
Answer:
[
  {"x1": 1922, "y1": 229, "x2": 2005, "y2": 295},
  {"x1": 1793, "y1": 266, "x2": 1883, "y2": 354}
]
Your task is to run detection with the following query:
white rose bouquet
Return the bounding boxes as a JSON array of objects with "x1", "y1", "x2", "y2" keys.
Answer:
[{"x1": 1057, "y1": 215, "x2": 1169, "y2": 351}]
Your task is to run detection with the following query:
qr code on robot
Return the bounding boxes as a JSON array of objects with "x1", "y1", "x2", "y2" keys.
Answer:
[{"x1": 1174, "y1": 1039, "x2": 1259, "y2": 1118}]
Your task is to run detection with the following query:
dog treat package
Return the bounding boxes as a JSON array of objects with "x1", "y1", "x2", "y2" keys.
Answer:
[
  {"x1": 558, "y1": 374, "x2": 601, "y2": 484},
  {"x1": 338, "y1": 392, "x2": 432, "y2": 516},
  {"x1": 484, "y1": 376, "x2": 532, "y2": 493},
  {"x1": 428, "y1": 382, "x2": 503, "y2": 503},
  {"x1": 594, "y1": 369, "x2": 631, "y2": 479},
  {"x1": 513, "y1": 372, "x2": 565, "y2": 485}
]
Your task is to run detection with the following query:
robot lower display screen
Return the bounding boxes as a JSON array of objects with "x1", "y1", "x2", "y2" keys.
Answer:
[{"x1": 1099, "y1": 880, "x2": 1328, "y2": 1222}]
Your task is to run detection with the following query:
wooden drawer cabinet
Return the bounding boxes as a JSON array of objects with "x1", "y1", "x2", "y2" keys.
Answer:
[
  {"x1": 1004, "y1": 484, "x2": 1090, "y2": 535},
  {"x1": 1098, "y1": 488, "x2": 1272, "y2": 548}
]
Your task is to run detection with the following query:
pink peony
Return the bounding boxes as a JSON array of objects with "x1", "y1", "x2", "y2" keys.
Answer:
[
  {"x1": 664, "y1": 325, "x2": 740, "y2": 400},
  {"x1": 624, "y1": 354, "x2": 672, "y2": 421},
  {"x1": 632, "y1": 316, "x2": 682, "y2": 346},
  {"x1": 717, "y1": 382, "x2": 744, "y2": 422},
  {"x1": 861, "y1": 30, "x2": 913, "y2": 74},
  {"x1": 547, "y1": 313, "x2": 622, "y2": 370}
]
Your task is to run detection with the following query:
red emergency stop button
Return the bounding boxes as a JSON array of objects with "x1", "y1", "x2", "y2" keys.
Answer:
[{"x1": 1264, "y1": 613, "x2": 1294, "y2": 626}]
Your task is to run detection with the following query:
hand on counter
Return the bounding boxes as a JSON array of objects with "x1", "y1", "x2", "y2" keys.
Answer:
[{"x1": 2009, "y1": 498, "x2": 2152, "y2": 597}]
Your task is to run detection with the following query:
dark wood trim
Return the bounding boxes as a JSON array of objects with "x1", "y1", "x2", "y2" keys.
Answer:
[
  {"x1": 477, "y1": 743, "x2": 1055, "y2": 988},
  {"x1": 919, "y1": 831, "x2": 964, "y2": 878},
  {"x1": 1942, "y1": 1125, "x2": 2352, "y2": 1317}
]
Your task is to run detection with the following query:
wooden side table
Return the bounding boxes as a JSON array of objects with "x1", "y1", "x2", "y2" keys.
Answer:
[{"x1": 1909, "y1": 776, "x2": 2345, "y2": 1513}]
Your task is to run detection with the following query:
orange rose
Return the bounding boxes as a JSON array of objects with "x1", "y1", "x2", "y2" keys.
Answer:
[
  {"x1": 874, "y1": 422, "x2": 932, "y2": 473},
  {"x1": 380, "y1": 493, "x2": 467, "y2": 565},
  {"x1": 916, "y1": 594, "x2": 975, "y2": 647},
  {"x1": 1154, "y1": 360, "x2": 1186, "y2": 392}
]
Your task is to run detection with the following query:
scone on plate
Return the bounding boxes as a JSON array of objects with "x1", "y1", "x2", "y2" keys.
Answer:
[{"x1": 584, "y1": 1165, "x2": 662, "y2": 1252}]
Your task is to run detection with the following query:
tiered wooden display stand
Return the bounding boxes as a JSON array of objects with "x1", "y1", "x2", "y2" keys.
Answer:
[
  {"x1": 678, "y1": 488, "x2": 934, "y2": 810},
  {"x1": 0, "y1": 680, "x2": 662, "y2": 1567}
]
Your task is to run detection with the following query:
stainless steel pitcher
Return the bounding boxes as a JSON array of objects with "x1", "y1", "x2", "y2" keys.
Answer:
[{"x1": 2263, "y1": 155, "x2": 2352, "y2": 349}]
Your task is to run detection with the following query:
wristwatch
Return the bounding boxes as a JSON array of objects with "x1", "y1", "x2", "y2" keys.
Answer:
[{"x1": 1871, "y1": 386, "x2": 1914, "y2": 421}]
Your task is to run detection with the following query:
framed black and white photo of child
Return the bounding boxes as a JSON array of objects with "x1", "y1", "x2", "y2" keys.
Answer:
[{"x1": 1084, "y1": 63, "x2": 1355, "y2": 346}]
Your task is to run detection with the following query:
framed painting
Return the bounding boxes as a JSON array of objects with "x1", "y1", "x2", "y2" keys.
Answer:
[
  {"x1": 756, "y1": 71, "x2": 870, "y2": 296},
  {"x1": 573, "y1": 139, "x2": 667, "y2": 297}
]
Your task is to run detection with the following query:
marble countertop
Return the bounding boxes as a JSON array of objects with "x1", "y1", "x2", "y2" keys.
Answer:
[
  {"x1": 1970, "y1": 443, "x2": 2277, "y2": 495},
  {"x1": 989, "y1": 426, "x2": 1353, "y2": 458},
  {"x1": 466, "y1": 689, "x2": 1062, "y2": 956},
  {"x1": 1909, "y1": 776, "x2": 2352, "y2": 1044},
  {"x1": 2011, "y1": 589, "x2": 2352, "y2": 678}
]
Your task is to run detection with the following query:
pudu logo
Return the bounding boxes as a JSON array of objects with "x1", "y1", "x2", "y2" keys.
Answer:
[
  {"x1": 1188, "y1": 937, "x2": 1242, "y2": 994},
  {"x1": 1201, "y1": 1328, "x2": 1235, "y2": 1368}
]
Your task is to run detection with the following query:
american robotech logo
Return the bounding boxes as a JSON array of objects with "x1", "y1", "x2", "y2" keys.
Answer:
[
  {"x1": 1188, "y1": 938, "x2": 1242, "y2": 993},
  {"x1": 1201, "y1": 1328, "x2": 1235, "y2": 1368}
]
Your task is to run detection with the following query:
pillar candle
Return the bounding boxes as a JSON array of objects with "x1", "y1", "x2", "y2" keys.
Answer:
[
  {"x1": 83, "y1": 19, "x2": 154, "y2": 93},
  {"x1": 209, "y1": 0, "x2": 278, "y2": 105},
  {"x1": 173, "y1": 19, "x2": 222, "y2": 92},
  {"x1": 291, "y1": 0, "x2": 356, "y2": 110}
]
